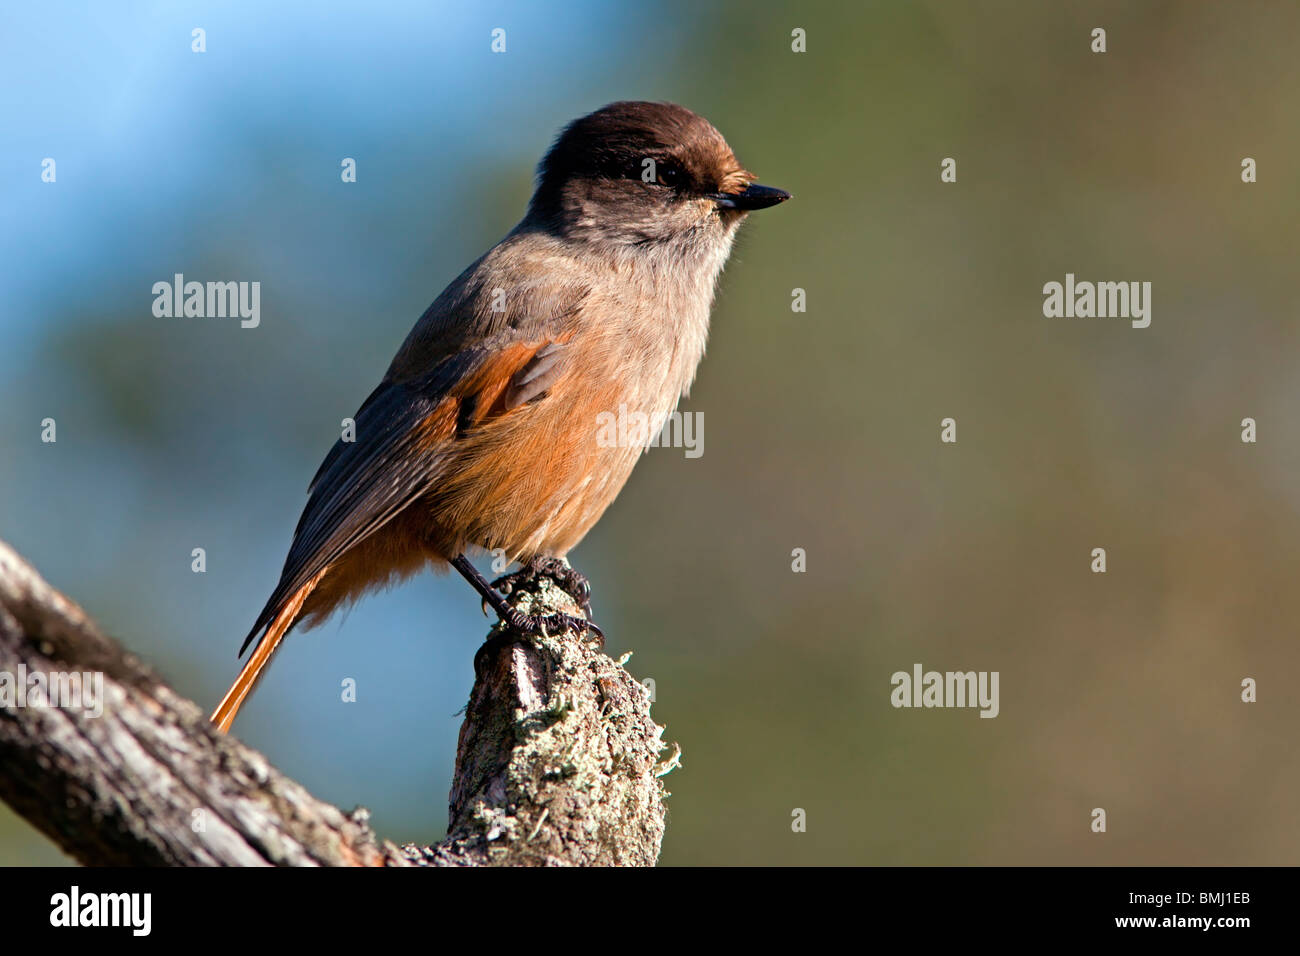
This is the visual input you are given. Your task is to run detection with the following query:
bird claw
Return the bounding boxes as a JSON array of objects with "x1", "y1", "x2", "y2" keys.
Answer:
[
  {"x1": 502, "y1": 607, "x2": 604, "y2": 646},
  {"x1": 492, "y1": 557, "x2": 594, "y2": 619}
]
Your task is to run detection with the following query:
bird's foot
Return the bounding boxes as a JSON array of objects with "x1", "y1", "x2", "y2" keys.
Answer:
[
  {"x1": 501, "y1": 605, "x2": 604, "y2": 646},
  {"x1": 452, "y1": 553, "x2": 603, "y2": 671},
  {"x1": 474, "y1": 607, "x2": 604, "y2": 677},
  {"x1": 472, "y1": 609, "x2": 605, "y2": 675},
  {"x1": 491, "y1": 556, "x2": 593, "y2": 619}
]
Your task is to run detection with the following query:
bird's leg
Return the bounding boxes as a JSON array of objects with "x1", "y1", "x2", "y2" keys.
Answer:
[
  {"x1": 492, "y1": 555, "x2": 593, "y2": 619},
  {"x1": 451, "y1": 554, "x2": 603, "y2": 647}
]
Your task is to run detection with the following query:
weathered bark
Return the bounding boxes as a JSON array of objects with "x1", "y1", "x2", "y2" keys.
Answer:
[{"x1": 0, "y1": 539, "x2": 675, "y2": 866}]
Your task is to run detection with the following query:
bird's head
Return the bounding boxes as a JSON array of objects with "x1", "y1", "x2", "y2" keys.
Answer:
[{"x1": 526, "y1": 101, "x2": 789, "y2": 252}]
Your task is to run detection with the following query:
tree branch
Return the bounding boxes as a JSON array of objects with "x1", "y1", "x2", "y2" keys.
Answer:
[{"x1": 0, "y1": 539, "x2": 674, "y2": 866}]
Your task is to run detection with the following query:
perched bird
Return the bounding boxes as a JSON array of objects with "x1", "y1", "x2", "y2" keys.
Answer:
[{"x1": 212, "y1": 101, "x2": 789, "y2": 732}]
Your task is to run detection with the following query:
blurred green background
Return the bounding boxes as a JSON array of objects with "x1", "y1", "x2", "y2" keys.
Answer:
[{"x1": 3, "y1": 0, "x2": 1298, "y2": 865}]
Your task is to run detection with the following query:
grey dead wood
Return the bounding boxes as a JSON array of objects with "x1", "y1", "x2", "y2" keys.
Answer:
[{"x1": 0, "y1": 538, "x2": 675, "y2": 866}]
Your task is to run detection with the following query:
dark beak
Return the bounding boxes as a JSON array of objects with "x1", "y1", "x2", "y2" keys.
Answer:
[{"x1": 709, "y1": 183, "x2": 791, "y2": 211}]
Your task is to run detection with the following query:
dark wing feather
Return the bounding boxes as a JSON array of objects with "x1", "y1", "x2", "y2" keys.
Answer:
[{"x1": 307, "y1": 381, "x2": 393, "y2": 496}]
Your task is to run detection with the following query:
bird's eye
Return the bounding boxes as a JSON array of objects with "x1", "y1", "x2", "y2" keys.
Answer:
[
  {"x1": 655, "y1": 163, "x2": 683, "y2": 187},
  {"x1": 626, "y1": 157, "x2": 685, "y2": 189}
]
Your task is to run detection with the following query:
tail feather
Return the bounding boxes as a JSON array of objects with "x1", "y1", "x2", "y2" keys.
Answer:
[{"x1": 210, "y1": 569, "x2": 327, "y2": 734}]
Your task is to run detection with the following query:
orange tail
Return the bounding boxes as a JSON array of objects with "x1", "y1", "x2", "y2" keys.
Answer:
[{"x1": 210, "y1": 572, "x2": 325, "y2": 734}]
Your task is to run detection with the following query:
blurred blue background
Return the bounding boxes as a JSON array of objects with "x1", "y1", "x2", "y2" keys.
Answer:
[{"x1": 3, "y1": 1, "x2": 1299, "y2": 865}]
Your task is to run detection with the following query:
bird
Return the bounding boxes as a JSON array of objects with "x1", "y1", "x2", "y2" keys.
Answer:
[{"x1": 211, "y1": 101, "x2": 789, "y2": 733}]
